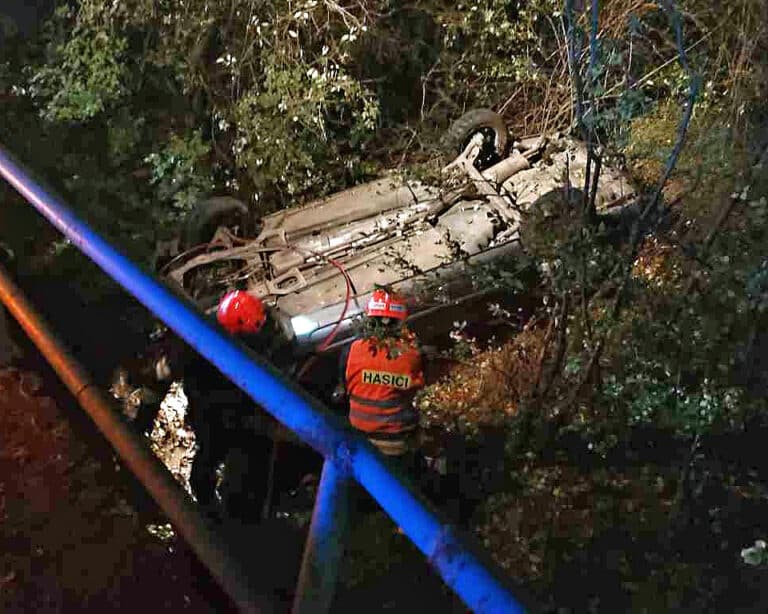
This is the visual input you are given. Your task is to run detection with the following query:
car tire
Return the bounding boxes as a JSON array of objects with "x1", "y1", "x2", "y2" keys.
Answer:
[
  {"x1": 180, "y1": 196, "x2": 250, "y2": 251},
  {"x1": 440, "y1": 108, "x2": 510, "y2": 170}
]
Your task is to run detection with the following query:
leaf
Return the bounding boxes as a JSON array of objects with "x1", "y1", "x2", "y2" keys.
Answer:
[{"x1": 741, "y1": 543, "x2": 767, "y2": 566}]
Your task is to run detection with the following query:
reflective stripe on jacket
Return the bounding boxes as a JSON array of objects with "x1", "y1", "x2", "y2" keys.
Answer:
[{"x1": 344, "y1": 337, "x2": 424, "y2": 435}]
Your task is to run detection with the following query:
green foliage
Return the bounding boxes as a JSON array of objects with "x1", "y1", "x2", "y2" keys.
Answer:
[
  {"x1": 626, "y1": 102, "x2": 750, "y2": 218},
  {"x1": 523, "y1": 192, "x2": 621, "y2": 289},
  {"x1": 2, "y1": 0, "x2": 393, "y2": 253},
  {"x1": 741, "y1": 540, "x2": 768, "y2": 567},
  {"x1": 145, "y1": 130, "x2": 213, "y2": 214},
  {"x1": 601, "y1": 368, "x2": 746, "y2": 436},
  {"x1": 4, "y1": 0, "x2": 637, "y2": 251},
  {"x1": 98, "y1": 0, "x2": 383, "y2": 205},
  {"x1": 230, "y1": 59, "x2": 379, "y2": 201},
  {"x1": 352, "y1": 315, "x2": 417, "y2": 360},
  {"x1": 435, "y1": 0, "x2": 559, "y2": 112},
  {"x1": 447, "y1": 319, "x2": 480, "y2": 361},
  {"x1": 504, "y1": 0, "x2": 768, "y2": 461},
  {"x1": 30, "y1": 7, "x2": 128, "y2": 123}
]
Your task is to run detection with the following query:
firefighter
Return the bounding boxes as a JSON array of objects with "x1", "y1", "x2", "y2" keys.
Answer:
[
  {"x1": 337, "y1": 289, "x2": 425, "y2": 470},
  {"x1": 183, "y1": 289, "x2": 277, "y2": 522},
  {"x1": 132, "y1": 290, "x2": 285, "y2": 523}
]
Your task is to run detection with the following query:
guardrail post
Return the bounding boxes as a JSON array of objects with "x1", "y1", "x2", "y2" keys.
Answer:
[{"x1": 292, "y1": 459, "x2": 351, "y2": 613}]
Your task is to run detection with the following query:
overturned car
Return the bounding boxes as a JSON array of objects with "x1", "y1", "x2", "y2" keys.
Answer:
[
  {"x1": 156, "y1": 109, "x2": 637, "y2": 355},
  {"x1": 111, "y1": 109, "x2": 640, "y2": 515}
]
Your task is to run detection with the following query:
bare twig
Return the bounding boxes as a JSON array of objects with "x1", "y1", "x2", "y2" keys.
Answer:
[
  {"x1": 678, "y1": 193, "x2": 738, "y2": 299},
  {"x1": 582, "y1": 148, "x2": 594, "y2": 209},
  {"x1": 580, "y1": 250, "x2": 594, "y2": 341},
  {"x1": 420, "y1": 60, "x2": 440, "y2": 122},
  {"x1": 583, "y1": 0, "x2": 602, "y2": 208},
  {"x1": 677, "y1": 143, "x2": 768, "y2": 303},
  {"x1": 648, "y1": 1, "x2": 701, "y2": 217},
  {"x1": 564, "y1": 0, "x2": 586, "y2": 134},
  {"x1": 588, "y1": 0, "x2": 600, "y2": 78},
  {"x1": 556, "y1": 337, "x2": 604, "y2": 414},
  {"x1": 564, "y1": 0, "x2": 603, "y2": 219},
  {"x1": 396, "y1": 127, "x2": 419, "y2": 170},
  {"x1": 550, "y1": 28, "x2": 716, "y2": 123},
  {"x1": 622, "y1": 0, "x2": 700, "y2": 257},
  {"x1": 498, "y1": 86, "x2": 524, "y2": 117},
  {"x1": 537, "y1": 292, "x2": 569, "y2": 399},
  {"x1": 532, "y1": 316, "x2": 557, "y2": 396},
  {"x1": 586, "y1": 152, "x2": 602, "y2": 221},
  {"x1": 664, "y1": 432, "x2": 701, "y2": 547}
]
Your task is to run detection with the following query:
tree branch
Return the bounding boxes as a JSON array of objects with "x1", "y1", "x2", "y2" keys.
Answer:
[
  {"x1": 625, "y1": 0, "x2": 700, "y2": 260},
  {"x1": 648, "y1": 0, "x2": 701, "y2": 218},
  {"x1": 537, "y1": 292, "x2": 569, "y2": 399},
  {"x1": 564, "y1": 0, "x2": 586, "y2": 134}
]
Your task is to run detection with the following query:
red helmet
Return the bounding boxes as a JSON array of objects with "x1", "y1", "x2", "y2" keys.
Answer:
[
  {"x1": 217, "y1": 290, "x2": 267, "y2": 335},
  {"x1": 365, "y1": 289, "x2": 409, "y2": 320}
]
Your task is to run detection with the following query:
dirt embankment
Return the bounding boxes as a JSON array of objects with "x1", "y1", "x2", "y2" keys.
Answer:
[{"x1": 0, "y1": 367, "x2": 237, "y2": 613}]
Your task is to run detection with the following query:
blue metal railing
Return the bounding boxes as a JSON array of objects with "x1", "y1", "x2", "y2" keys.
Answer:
[{"x1": 0, "y1": 144, "x2": 528, "y2": 613}]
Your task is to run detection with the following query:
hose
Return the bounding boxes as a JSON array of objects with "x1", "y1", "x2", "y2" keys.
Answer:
[
  {"x1": 160, "y1": 236, "x2": 356, "y2": 376},
  {"x1": 286, "y1": 247, "x2": 354, "y2": 381},
  {"x1": 260, "y1": 246, "x2": 353, "y2": 521}
]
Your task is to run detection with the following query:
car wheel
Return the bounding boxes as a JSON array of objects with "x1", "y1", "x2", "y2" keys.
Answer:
[
  {"x1": 155, "y1": 197, "x2": 253, "y2": 303},
  {"x1": 440, "y1": 108, "x2": 510, "y2": 171},
  {"x1": 180, "y1": 196, "x2": 251, "y2": 251}
]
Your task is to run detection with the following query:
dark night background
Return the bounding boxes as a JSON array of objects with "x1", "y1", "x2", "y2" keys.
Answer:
[{"x1": 0, "y1": 0, "x2": 54, "y2": 39}]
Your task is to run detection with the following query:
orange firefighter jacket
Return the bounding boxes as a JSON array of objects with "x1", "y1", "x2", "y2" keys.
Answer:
[{"x1": 343, "y1": 336, "x2": 425, "y2": 436}]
